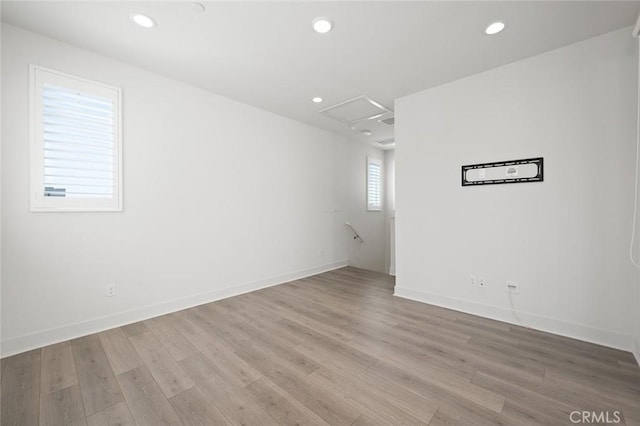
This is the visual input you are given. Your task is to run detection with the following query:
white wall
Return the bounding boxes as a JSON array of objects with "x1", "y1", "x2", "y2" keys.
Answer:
[
  {"x1": 1, "y1": 24, "x2": 385, "y2": 357},
  {"x1": 395, "y1": 27, "x2": 639, "y2": 352},
  {"x1": 636, "y1": 123, "x2": 640, "y2": 365},
  {"x1": 637, "y1": 273, "x2": 640, "y2": 363},
  {"x1": 0, "y1": 19, "x2": 3, "y2": 366},
  {"x1": 637, "y1": 192, "x2": 640, "y2": 364},
  {"x1": 384, "y1": 149, "x2": 395, "y2": 275}
]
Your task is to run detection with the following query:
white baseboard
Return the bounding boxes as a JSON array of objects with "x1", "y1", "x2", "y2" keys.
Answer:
[
  {"x1": 394, "y1": 286, "x2": 635, "y2": 353},
  {"x1": 1, "y1": 259, "x2": 349, "y2": 358}
]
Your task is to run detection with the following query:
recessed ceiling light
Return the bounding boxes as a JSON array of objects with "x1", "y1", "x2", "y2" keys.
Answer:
[
  {"x1": 312, "y1": 17, "x2": 333, "y2": 34},
  {"x1": 130, "y1": 13, "x2": 156, "y2": 28},
  {"x1": 312, "y1": 97, "x2": 324, "y2": 103},
  {"x1": 485, "y1": 21, "x2": 505, "y2": 35},
  {"x1": 360, "y1": 130, "x2": 372, "y2": 136},
  {"x1": 190, "y1": 3, "x2": 206, "y2": 14}
]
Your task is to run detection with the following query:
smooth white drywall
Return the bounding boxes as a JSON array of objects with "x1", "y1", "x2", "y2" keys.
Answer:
[
  {"x1": 384, "y1": 149, "x2": 395, "y2": 275},
  {"x1": 632, "y1": 32, "x2": 640, "y2": 366},
  {"x1": 0, "y1": 20, "x2": 3, "y2": 365},
  {"x1": 395, "y1": 27, "x2": 639, "y2": 351},
  {"x1": 636, "y1": 31, "x2": 640, "y2": 361},
  {"x1": 0, "y1": 24, "x2": 386, "y2": 356}
]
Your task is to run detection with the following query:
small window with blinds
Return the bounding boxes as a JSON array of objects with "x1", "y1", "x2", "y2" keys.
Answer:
[
  {"x1": 367, "y1": 157, "x2": 382, "y2": 211},
  {"x1": 30, "y1": 66, "x2": 122, "y2": 211}
]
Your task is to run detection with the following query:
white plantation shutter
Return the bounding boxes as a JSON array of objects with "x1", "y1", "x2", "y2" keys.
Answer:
[
  {"x1": 31, "y1": 66, "x2": 122, "y2": 211},
  {"x1": 367, "y1": 157, "x2": 382, "y2": 211},
  {"x1": 43, "y1": 85, "x2": 115, "y2": 198}
]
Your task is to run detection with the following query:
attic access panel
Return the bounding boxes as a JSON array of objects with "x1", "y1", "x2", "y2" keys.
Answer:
[
  {"x1": 318, "y1": 95, "x2": 393, "y2": 125},
  {"x1": 462, "y1": 157, "x2": 543, "y2": 186}
]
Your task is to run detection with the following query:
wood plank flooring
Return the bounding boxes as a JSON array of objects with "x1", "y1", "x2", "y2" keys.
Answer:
[{"x1": 2, "y1": 267, "x2": 639, "y2": 425}]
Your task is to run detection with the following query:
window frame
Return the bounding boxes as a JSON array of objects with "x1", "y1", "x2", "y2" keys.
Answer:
[
  {"x1": 366, "y1": 156, "x2": 383, "y2": 212},
  {"x1": 30, "y1": 65, "x2": 123, "y2": 212}
]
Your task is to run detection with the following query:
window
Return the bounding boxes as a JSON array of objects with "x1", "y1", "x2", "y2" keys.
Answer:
[
  {"x1": 367, "y1": 157, "x2": 382, "y2": 211},
  {"x1": 30, "y1": 66, "x2": 122, "y2": 211}
]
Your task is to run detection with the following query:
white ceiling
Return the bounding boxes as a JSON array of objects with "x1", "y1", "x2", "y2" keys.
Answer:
[{"x1": 3, "y1": 1, "x2": 640, "y2": 148}]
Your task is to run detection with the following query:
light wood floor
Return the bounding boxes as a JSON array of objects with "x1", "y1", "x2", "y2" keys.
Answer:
[{"x1": 2, "y1": 267, "x2": 639, "y2": 425}]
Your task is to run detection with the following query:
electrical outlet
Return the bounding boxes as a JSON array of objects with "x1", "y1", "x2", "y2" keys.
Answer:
[
  {"x1": 107, "y1": 283, "x2": 116, "y2": 297},
  {"x1": 506, "y1": 281, "x2": 519, "y2": 294},
  {"x1": 470, "y1": 275, "x2": 477, "y2": 287},
  {"x1": 479, "y1": 277, "x2": 486, "y2": 288}
]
